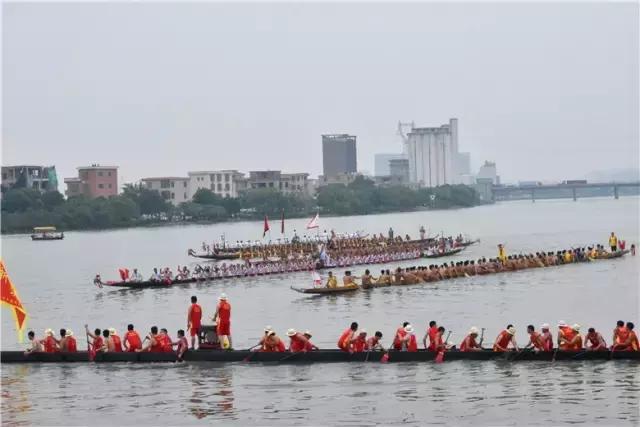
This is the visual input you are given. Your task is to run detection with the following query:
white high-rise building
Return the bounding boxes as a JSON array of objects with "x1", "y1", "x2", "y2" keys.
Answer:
[{"x1": 406, "y1": 118, "x2": 458, "y2": 187}]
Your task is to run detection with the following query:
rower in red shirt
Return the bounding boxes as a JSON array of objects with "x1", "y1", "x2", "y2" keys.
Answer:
[
  {"x1": 187, "y1": 296, "x2": 203, "y2": 350},
  {"x1": 366, "y1": 331, "x2": 384, "y2": 351},
  {"x1": 559, "y1": 324, "x2": 582, "y2": 350},
  {"x1": 123, "y1": 324, "x2": 142, "y2": 352},
  {"x1": 160, "y1": 328, "x2": 173, "y2": 352},
  {"x1": 393, "y1": 322, "x2": 410, "y2": 350},
  {"x1": 423, "y1": 321, "x2": 439, "y2": 350},
  {"x1": 139, "y1": 326, "x2": 162, "y2": 352},
  {"x1": 402, "y1": 325, "x2": 418, "y2": 352},
  {"x1": 41, "y1": 329, "x2": 58, "y2": 353},
  {"x1": 65, "y1": 330, "x2": 77, "y2": 352},
  {"x1": 303, "y1": 331, "x2": 319, "y2": 351},
  {"x1": 109, "y1": 328, "x2": 123, "y2": 352},
  {"x1": 557, "y1": 321, "x2": 575, "y2": 350},
  {"x1": 286, "y1": 329, "x2": 310, "y2": 353},
  {"x1": 613, "y1": 322, "x2": 639, "y2": 351},
  {"x1": 525, "y1": 325, "x2": 546, "y2": 351},
  {"x1": 352, "y1": 330, "x2": 368, "y2": 352},
  {"x1": 540, "y1": 324, "x2": 553, "y2": 351},
  {"x1": 262, "y1": 330, "x2": 286, "y2": 352},
  {"x1": 337, "y1": 322, "x2": 358, "y2": 352},
  {"x1": 493, "y1": 325, "x2": 518, "y2": 352},
  {"x1": 460, "y1": 327, "x2": 482, "y2": 352},
  {"x1": 85, "y1": 326, "x2": 106, "y2": 353},
  {"x1": 214, "y1": 293, "x2": 232, "y2": 349},
  {"x1": 585, "y1": 328, "x2": 607, "y2": 351}
]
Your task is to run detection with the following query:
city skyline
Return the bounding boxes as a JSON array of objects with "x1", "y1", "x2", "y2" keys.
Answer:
[{"x1": 3, "y1": 3, "x2": 638, "y2": 187}]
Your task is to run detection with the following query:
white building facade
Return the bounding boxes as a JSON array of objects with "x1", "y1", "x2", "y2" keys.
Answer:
[
  {"x1": 141, "y1": 177, "x2": 190, "y2": 206},
  {"x1": 405, "y1": 118, "x2": 472, "y2": 187},
  {"x1": 188, "y1": 170, "x2": 245, "y2": 198}
]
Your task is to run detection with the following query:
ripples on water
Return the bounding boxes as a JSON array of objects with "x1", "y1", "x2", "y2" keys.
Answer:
[
  {"x1": 1, "y1": 198, "x2": 639, "y2": 425},
  {"x1": 2, "y1": 362, "x2": 639, "y2": 425}
]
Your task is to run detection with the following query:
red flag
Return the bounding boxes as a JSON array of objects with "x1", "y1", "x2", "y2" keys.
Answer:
[
  {"x1": 1, "y1": 260, "x2": 28, "y2": 341},
  {"x1": 307, "y1": 213, "x2": 319, "y2": 229},
  {"x1": 263, "y1": 215, "x2": 270, "y2": 237},
  {"x1": 280, "y1": 210, "x2": 285, "y2": 234}
]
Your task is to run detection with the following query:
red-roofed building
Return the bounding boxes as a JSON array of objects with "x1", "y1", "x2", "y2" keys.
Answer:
[{"x1": 64, "y1": 165, "x2": 118, "y2": 198}]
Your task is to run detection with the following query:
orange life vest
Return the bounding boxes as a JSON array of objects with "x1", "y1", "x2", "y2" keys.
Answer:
[
  {"x1": 43, "y1": 336, "x2": 58, "y2": 353},
  {"x1": 406, "y1": 334, "x2": 418, "y2": 352},
  {"x1": 393, "y1": 327, "x2": 407, "y2": 350},
  {"x1": 124, "y1": 331, "x2": 142, "y2": 351},
  {"x1": 529, "y1": 331, "x2": 545, "y2": 350},
  {"x1": 66, "y1": 336, "x2": 77, "y2": 352},
  {"x1": 111, "y1": 335, "x2": 123, "y2": 352},
  {"x1": 460, "y1": 335, "x2": 478, "y2": 352},
  {"x1": 493, "y1": 331, "x2": 512, "y2": 352},
  {"x1": 337, "y1": 328, "x2": 354, "y2": 351},
  {"x1": 189, "y1": 303, "x2": 202, "y2": 329},
  {"x1": 289, "y1": 334, "x2": 307, "y2": 353},
  {"x1": 559, "y1": 326, "x2": 575, "y2": 350}
]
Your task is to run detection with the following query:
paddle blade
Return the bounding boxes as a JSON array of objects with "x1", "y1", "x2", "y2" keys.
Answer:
[
  {"x1": 435, "y1": 350, "x2": 445, "y2": 363},
  {"x1": 380, "y1": 353, "x2": 389, "y2": 363}
]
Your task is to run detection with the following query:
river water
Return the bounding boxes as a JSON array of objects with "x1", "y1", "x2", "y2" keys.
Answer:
[{"x1": 1, "y1": 197, "x2": 639, "y2": 425}]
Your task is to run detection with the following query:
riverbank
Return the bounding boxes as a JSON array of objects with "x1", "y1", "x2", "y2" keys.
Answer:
[{"x1": 1, "y1": 181, "x2": 482, "y2": 234}]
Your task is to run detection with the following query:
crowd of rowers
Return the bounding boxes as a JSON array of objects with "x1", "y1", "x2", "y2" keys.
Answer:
[
  {"x1": 24, "y1": 319, "x2": 639, "y2": 357},
  {"x1": 322, "y1": 243, "x2": 633, "y2": 288}
]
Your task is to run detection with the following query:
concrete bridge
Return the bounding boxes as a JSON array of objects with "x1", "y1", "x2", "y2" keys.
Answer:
[{"x1": 492, "y1": 182, "x2": 640, "y2": 202}]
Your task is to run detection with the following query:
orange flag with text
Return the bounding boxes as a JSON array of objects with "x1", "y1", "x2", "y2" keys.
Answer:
[{"x1": 1, "y1": 260, "x2": 27, "y2": 341}]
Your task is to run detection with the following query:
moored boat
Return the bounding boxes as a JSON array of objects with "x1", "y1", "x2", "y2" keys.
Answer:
[
  {"x1": 291, "y1": 285, "x2": 360, "y2": 294},
  {"x1": 422, "y1": 247, "x2": 465, "y2": 258},
  {"x1": 188, "y1": 249, "x2": 240, "y2": 260},
  {"x1": 31, "y1": 226, "x2": 64, "y2": 241},
  {"x1": 2, "y1": 349, "x2": 638, "y2": 364}
]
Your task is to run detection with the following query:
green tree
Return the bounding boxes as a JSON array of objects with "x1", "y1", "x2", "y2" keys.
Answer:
[
  {"x1": 41, "y1": 191, "x2": 65, "y2": 211},
  {"x1": 1, "y1": 188, "x2": 42, "y2": 213}
]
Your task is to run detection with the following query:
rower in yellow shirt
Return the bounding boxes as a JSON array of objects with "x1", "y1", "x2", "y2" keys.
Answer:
[
  {"x1": 609, "y1": 232, "x2": 618, "y2": 252},
  {"x1": 497, "y1": 244, "x2": 507, "y2": 263},
  {"x1": 326, "y1": 272, "x2": 338, "y2": 288}
]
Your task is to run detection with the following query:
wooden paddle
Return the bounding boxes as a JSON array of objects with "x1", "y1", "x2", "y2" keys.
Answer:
[
  {"x1": 242, "y1": 344, "x2": 262, "y2": 362},
  {"x1": 380, "y1": 345, "x2": 393, "y2": 363},
  {"x1": 435, "y1": 331, "x2": 452, "y2": 363},
  {"x1": 478, "y1": 328, "x2": 485, "y2": 348}
]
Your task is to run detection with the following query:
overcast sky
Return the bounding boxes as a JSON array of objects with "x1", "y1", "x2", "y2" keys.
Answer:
[{"x1": 3, "y1": 2, "x2": 638, "y2": 187}]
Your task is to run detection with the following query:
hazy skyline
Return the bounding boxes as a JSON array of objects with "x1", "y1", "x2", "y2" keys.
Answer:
[{"x1": 3, "y1": 2, "x2": 638, "y2": 187}]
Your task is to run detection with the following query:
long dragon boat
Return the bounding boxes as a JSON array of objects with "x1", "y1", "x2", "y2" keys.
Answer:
[
  {"x1": 291, "y1": 284, "x2": 360, "y2": 294},
  {"x1": 422, "y1": 247, "x2": 465, "y2": 258},
  {"x1": 2, "y1": 349, "x2": 638, "y2": 364}
]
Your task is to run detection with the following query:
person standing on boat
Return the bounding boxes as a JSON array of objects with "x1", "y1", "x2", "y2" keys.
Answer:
[
  {"x1": 388, "y1": 227, "x2": 394, "y2": 240},
  {"x1": 419, "y1": 226, "x2": 426, "y2": 240},
  {"x1": 492, "y1": 325, "x2": 518, "y2": 352},
  {"x1": 187, "y1": 296, "x2": 203, "y2": 350},
  {"x1": 214, "y1": 293, "x2": 232, "y2": 349},
  {"x1": 609, "y1": 232, "x2": 618, "y2": 252},
  {"x1": 460, "y1": 327, "x2": 482, "y2": 352},
  {"x1": 497, "y1": 244, "x2": 507, "y2": 264}
]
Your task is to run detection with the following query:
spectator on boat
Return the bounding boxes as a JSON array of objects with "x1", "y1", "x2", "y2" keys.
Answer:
[{"x1": 130, "y1": 269, "x2": 143, "y2": 282}]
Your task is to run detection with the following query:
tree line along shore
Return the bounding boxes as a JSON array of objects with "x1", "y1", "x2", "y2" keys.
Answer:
[{"x1": 1, "y1": 176, "x2": 481, "y2": 234}]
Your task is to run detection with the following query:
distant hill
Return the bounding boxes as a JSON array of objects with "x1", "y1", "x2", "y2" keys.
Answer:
[{"x1": 583, "y1": 168, "x2": 639, "y2": 183}]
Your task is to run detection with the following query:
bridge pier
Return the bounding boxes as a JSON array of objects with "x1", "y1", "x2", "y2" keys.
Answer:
[
  {"x1": 614, "y1": 185, "x2": 619, "y2": 199},
  {"x1": 572, "y1": 187, "x2": 577, "y2": 201}
]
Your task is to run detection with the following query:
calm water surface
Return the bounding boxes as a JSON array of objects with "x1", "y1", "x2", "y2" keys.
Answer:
[{"x1": 2, "y1": 197, "x2": 639, "y2": 425}]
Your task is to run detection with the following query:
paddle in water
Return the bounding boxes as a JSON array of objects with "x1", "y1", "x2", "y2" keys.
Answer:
[
  {"x1": 435, "y1": 331, "x2": 452, "y2": 363},
  {"x1": 242, "y1": 343, "x2": 262, "y2": 362}
]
